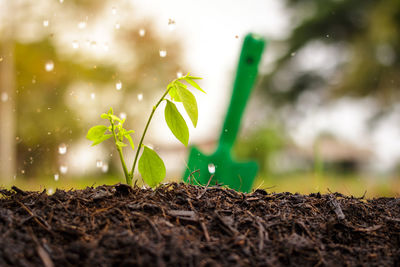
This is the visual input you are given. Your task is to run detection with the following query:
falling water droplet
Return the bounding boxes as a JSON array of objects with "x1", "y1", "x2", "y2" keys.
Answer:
[
  {"x1": 96, "y1": 160, "x2": 103, "y2": 168},
  {"x1": 72, "y1": 40, "x2": 79, "y2": 49},
  {"x1": 111, "y1": 6, "x2": 117, "y2": 15},
  {"x1": 326, "y1": 34, "x2": 330, "y2": 38},
  {"x1": 176, "y1": 72, "x2": 183, "y2": 78},
  {"x1": 291, "y1": 52, "x2": 296, "y2": 57},
  {"x1": 58, "y1": 143, "x2": 67, "y2": 155},
  {"x1": 54, "y1": 173, "x2": 59, "y2": 181},
  {"x1": 0, "y1": 57, "x2": 3, "y2": 62},
  {"x1": 1, "y1": 92, "x2": 8, "y2": 102},
  {"x1": 78, "y1": 21, "x2": 87, "y2": 29},
  {"x1": 45, "y1": 61, "x2": 54, "y2": 72},
  {"x1": 90, "y1": 93, "x2": 95, "y2": 100},
  {"x1": 60, "y1": 165, "x2": 68, "y2": 174},
  {"x1": 101, "y1": 163, "x2": 109, "y2": 173},
  {"x1": 208, "y1": 163, "x2": 216, "y2": 174},
  {"x1": 137, "y1": 93, "x2": 143, "y2": 101},
  {"x1": 168, "y1": 18, "x2": 176, "y2": 31},
  {"x1": 48, "y1": 188, "x2": 54, "y2": 195},
  {"x1": 59, "y1": 0, "x2": 64, "y2": 3},
  {"x1": 116, "y1": 81, "x2": 122, "y2": 90},
  {"x1": 120, "y1": 112, "x2": 127, "y2": 120},
  {"x1": 21, "y1": 170, "x2": 25, "y2": 175},
  {"x1": 43, "y1": 20, "x2": 49, "y2": 27},
  {"x1": 159, "y1": 50, "x2": 167, "y2": 58},
  {"x1": 115, "y1": 23, "x2": 120, "y2": 30},
  {"x1": 139, "y1": 29, "x2": 146, "y2": 37}
]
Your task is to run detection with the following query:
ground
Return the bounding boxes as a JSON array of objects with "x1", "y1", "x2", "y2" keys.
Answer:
[{"x1": 0, "y1": 183, "x2": 399, "y2": 266}]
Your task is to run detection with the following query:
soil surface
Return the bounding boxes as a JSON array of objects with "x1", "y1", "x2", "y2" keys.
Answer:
[{"x1": 0, "y1": 183, "x2": 399, "y2": 266}]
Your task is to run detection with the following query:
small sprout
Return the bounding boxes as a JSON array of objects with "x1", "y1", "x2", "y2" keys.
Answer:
[{"x1": 86, "y1": 73, "x2": 204, "y2": 187}]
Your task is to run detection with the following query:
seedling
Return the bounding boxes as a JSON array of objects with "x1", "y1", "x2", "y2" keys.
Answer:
[{"x1": 86, "y1": 73, "x2": 204, "y2": 187}]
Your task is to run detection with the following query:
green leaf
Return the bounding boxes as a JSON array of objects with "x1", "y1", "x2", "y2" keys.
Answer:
[
  {"x1": 100, "y1": 113, "x2": 109, "y2": 119},
  {"x1": 86, "y1": 125, "x2": 109, "y2": 142},
  {"x1": 138, "y1": 146, "x2": 166, "y2": 188},
  {"x1": 176, "y1": 86, "x2": 198, "y2": 127},
  {"x1": 168, "y1": 85, "x2": 181, "y2": 102},
  {"x1": 184, "y1": 77, "x2": 206, "y2": 93},
  {"x1": 116, "y1": 141, "x2": 127, "y2": 148},
  {"x1": 125, "y1": 134, "x2": 135, "y2": 151},
  {"x1": 164, "y1": 100, "x2": 189, "y2": 146},
  {"x1": 187, "y1": 75, "x2": 202, "y2": 80},
  {"x1": 109, "y1": 114, "x2": 121, "y2": 123},
  {"x1": 91, "y1": 134, "x2": 112, "y2": 146}
]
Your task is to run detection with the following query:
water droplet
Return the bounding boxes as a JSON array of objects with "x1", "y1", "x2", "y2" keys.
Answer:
[
  {"x1": 78, "y1": 21, "x2": 87, "y2": 29},
  {"x1": 32, "y1": 76, "x2": 36, "y2": 84},
  {"x1": 159, "y1": 50, "x2": 167, "y2": 58},
  {"x1": 0, "y1": 57, "x2": 3, "y2": 62},
  {"x1": 115, "y1": 23, "x2": 120, "y2": 30},
  {"x1": 54, "y1": 173, "x2": 59, "y2": 181},
  {"x1": 96, "y1": 160, "x2": 103, "y2": 168},
  {"x1": 120, "y1": 112, "x2": 127, "y2": 120},
  {"x1": 47, "y1": 131, "x2": 52, "y2": 135},
  {"x1": 168, "y1": 18, "x2": 176, "y2": 31},
  {"x1": 48, "y1": 188, "x2": 54, "y2": 195},
  {"x1": 101, "y1": 163, "x2": 109, "y2": 173},
  {"x1": 59, "y1": 0, "x2": 64, "y2": 3},
  {"x1": 139, "y1": 29, "x2": 146, "y2": 37},
  {"x1": 90, "y1": 93, "x2": 95, "y2": 100},
  {"x1": 1, "y1": 92, "x2": 8, "y2": 102},
  {"x1": 45, "y1": 61, "x2": 54, "y2": 72},
  {"x1": 326, "y1": 34, "x2": 330, "y2": 38},
  {"x1": 21, "y1": 169, "x2": 25, "y2": 174},
  {"x1": 176, "y1": 72, "x2": 183, "y2": 78},
  {"x1": 58, "y1": 143, "x2": 67, "y2": 155},
  {"x1": 59, "y1": 165, "x2": 68, "y2": 174},
  {"x1": 43, "y1": 20, "x2": 49, "y2": 27},
  {"x1": 291, "y1": 52, "x2": 296, "y2": 57},
  {"x1": 72, "y1": 40, "x2": 79, "y2": 49},
  {"x1": 116, "y1": 81, "x2": 122, "y2": 90},
  {"x1": 137, "y1": 93, "x2": 143, "y2": 101},
  {"x1": 208, "y1": 163, "x2": 216, "y2": 174},
  {"x1": 111, "y1": 6, "x2": 117, "y2": 15},
  {"x1": 224, "y1": 129, "x2": 228, "y2": 133}
]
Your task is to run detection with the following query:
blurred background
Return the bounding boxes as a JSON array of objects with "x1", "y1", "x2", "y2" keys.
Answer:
[{"x1": 1, "y1": 0, "x2": 399, "y2": 197}]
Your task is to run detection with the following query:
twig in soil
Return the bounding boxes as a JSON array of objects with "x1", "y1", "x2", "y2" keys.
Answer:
[
  {"x1": 27, "y1": 227, "x2": 54, "y2": 267},
  {"x1": 328, "y1": 195, "x2": 345, "y2": 220},
  {"x1": 167, "y1": 210, "x2": 198, "y2": 222},
  {"x1": 196, "y1": 174, "x2": 214, "y2": 199},
  {"x1": 11, "y1": 186, "x2": 28, "y2": 196},
  {"x1": 131, "y1": 211, "x2": 162, "y2": 240},
  {"x1": 199, "y1": 219, "x2": 210, "y2": 242},
  {"x1": 187, "y1": 169, "x2": 201, "y2": 185},
  {"x1": 16, "y1": 200, "x2": 52, "y2": 232}
]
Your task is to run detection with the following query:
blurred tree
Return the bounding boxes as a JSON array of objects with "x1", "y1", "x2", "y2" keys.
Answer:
[
  {"x1": 260, "y1": 0, "x2": 400, "y2": 119},
  {"x1": 0, "y1": 0, "x2": 185, "y2": 181}
]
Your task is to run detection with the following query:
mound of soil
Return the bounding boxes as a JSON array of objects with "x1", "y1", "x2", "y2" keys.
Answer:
[{"x1": 0, "y1": 183, "x2": 399, "y2": 266}]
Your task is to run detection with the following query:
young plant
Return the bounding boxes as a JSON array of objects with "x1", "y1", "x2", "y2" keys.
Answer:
[{"x1": 86, "y1": 73, "x2": 204, "y2": 187}]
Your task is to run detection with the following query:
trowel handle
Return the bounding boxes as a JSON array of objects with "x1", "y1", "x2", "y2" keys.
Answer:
[{"x1": 218, "y1": 33, "x2": 266, "y2": 149}]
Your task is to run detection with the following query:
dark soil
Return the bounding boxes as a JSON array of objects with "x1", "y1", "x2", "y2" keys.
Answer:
[{"x1": 0, "y1": 183, "x2": 399, "y2": 267}]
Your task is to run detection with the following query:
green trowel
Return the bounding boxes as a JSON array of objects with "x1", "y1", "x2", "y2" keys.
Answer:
[{"x1": 183, "y1": 33, "x2": 266, "y2": 192}]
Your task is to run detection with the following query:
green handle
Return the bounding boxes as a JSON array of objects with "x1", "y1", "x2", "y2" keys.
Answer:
[{"x1": 218, "y1": 33, "x2": 266, "y2": 149}]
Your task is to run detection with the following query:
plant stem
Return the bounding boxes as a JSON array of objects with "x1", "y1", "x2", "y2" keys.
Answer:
[
  {"x1": 110, "y1": 120, "x2": 131, "y2": 185},
  {"x1": 130, "y1": 88, "x2": 171, "y2": 178}
]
